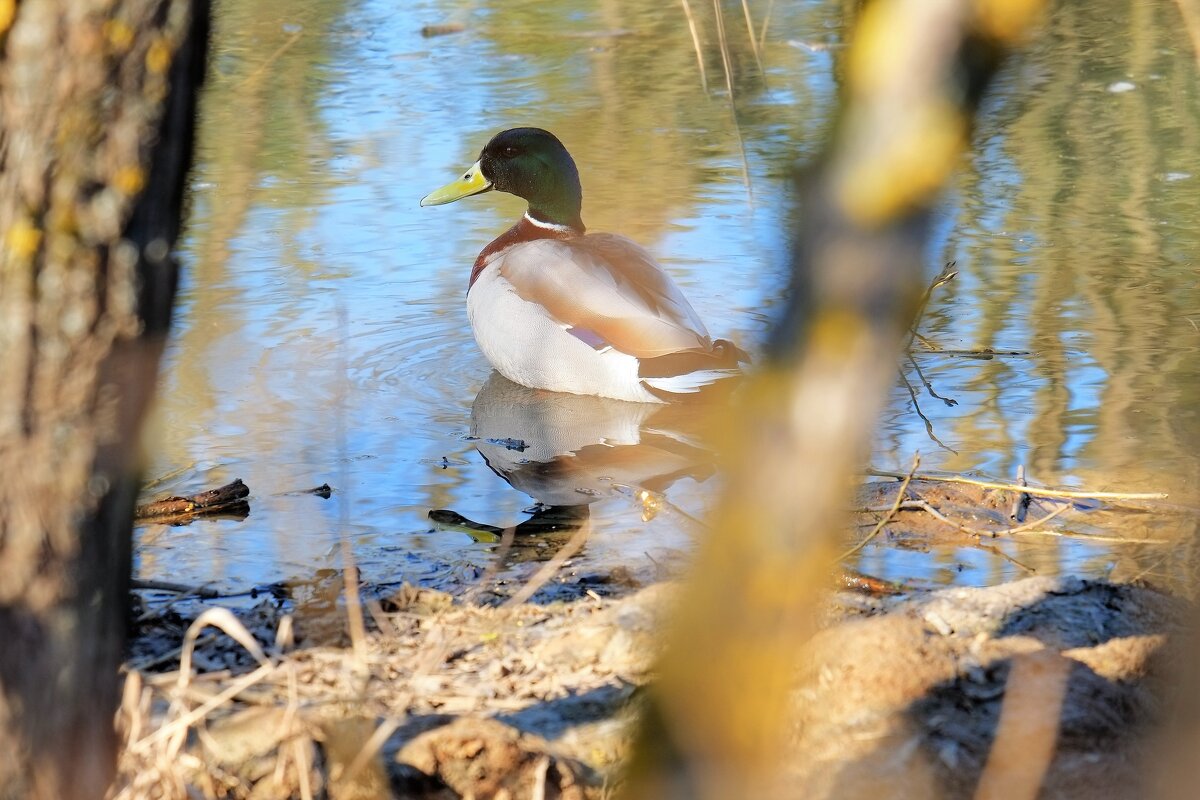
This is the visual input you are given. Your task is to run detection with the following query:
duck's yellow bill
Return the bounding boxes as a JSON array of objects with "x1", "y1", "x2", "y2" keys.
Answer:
[{"x1": 420, "y1": 160, "x2": 492, "y2": 206}]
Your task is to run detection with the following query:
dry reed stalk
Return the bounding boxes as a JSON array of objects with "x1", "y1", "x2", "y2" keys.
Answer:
[
  {"x1": 680, "y1": 0, "x2": 709, "y2": 93},
  {"x1": 178, "y1": 608, "x2": 270, "y2": 687},
  {"x1": 711, "y1": 0, "x2": 754, "y2": 200},
  {"x1": 503, "y1": 520, "x2": 593, "y2": 607},
  {"x1": 739, "y1": 0, "x2": 765, "y2": 75},
  {"x1": 341, "y1": 717, "x2": 402, "y2": 787},
  {"x1": 1173, "y1": 0, "x2": 1200, "y2": 68},
  {"x1": 757, "y1": 0, "x2": 774, "y2": 50},
  {"x1": 132, "y1": 663, "x2": 277, "y2": 754}
]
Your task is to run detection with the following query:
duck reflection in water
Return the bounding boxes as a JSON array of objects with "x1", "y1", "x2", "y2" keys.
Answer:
[{"x1": 429, "y1": 373, "x2": 719, "y2": 563}]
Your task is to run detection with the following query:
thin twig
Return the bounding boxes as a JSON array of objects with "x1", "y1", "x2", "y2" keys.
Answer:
[
  {"x1": 464, "y1": 524, "x2": 518, "y2": 605},
  {"x1": 336, "y1": 302, "x2": 368, "y2": 669},
  {"x1": 503, "y1": 520, "x2": 592, "y2": 607},
  {"x1": 239, "y1": 28, "x2": 304, "y2": 89},
  {"x1": 975, "y1": 542, "x2": 1037, "y2": 574},
  {"x1": 907, "y1": 353, "x2": 957, "y2": 406},
  {"x1": 906, "y1": 262, "x2": 958, "y2": 350},
  {"x1": 712, "y1": 0, "x2": 754, "y2": 202},
  {"x1": 899, "y1": 369, "x2": 957, "y2": 453},
  {"x1": 127, "y1": 634, "x2": 216, "y2": 674},
  {"x1": 178, "y1": 608, "x2": 270, "y2": 689},
  {"x1": 142, "y1": 464, "x2": 193, "y2": 491},
  {"x1": 758, "y1": 0, "x2": 775, "y2": 50},
  {"x1": 680, "y1": 0, "x2": 709, "y2": 93},
  {"x1": 838, "y1": 454, "x2": 920, "y2": 561},
  {"x1": 343, "y1": 717, "x2": 401, "y2": 787},
  {"x1": 739, "y1": 0, "x2": 765, "y2": 77},
  {"x1": 899, "y1": 497, "x2": 1070, "y2": 538},
  {"x1": 998, "y1": 524, "x2": 1170, "y2": 545},
  {"x1": 132, "y1": 662, "x2": 276, "y2": 753},
  {"x1": 132, "y1": 578, "x2": 221, "y2": 599},
  {"x1": 863, "y1": 467, "x2": 1169, "y2": 501}
]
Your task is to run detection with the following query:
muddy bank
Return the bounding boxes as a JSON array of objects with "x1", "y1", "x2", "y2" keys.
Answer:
[
  {"x1": 116, "y1": 572, "x2": 1188, "y2": 799},
  {"x1": 791, "y1": 576, "x2": 1184, "y2": 799}
]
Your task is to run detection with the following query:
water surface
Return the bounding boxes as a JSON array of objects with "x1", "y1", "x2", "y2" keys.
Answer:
[{"x1": 137, "y1": 0, "x2": 1200, "y2": 598}]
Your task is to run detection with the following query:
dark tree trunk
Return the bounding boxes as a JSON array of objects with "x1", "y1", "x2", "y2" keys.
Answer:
[{"x1": 0, "y1": 2, "x2": 208, "y2": 798}]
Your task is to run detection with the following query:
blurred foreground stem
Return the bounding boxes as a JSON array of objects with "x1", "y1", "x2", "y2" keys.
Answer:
[{"x1": 623, "y1": 1, "x2": 1045, "y2": 797}]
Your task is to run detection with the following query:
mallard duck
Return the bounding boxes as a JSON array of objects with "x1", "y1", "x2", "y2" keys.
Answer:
[{"x1": 421, "y1": 127, "x2": 747, "y2": 403}]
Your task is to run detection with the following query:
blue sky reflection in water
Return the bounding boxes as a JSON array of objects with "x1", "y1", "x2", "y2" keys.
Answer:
[{"x1": 138, "y1": 0, "x2": 1200, "y2": 597}]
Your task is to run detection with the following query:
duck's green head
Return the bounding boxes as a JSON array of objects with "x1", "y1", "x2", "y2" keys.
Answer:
[{"x1": 421, "y1": 128, "x2": 584, "y2": 230}]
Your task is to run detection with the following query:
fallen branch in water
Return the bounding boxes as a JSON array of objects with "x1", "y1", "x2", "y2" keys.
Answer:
[
  {"x1": 910, "y1": 346, "x2": 1034, "y2": 357},
  {"x1": 131, "y1": 579, "x2": 221, "y2": 599},
  {"x1": 858, "y1": 494, "x2": 1170, "y2": 545},
  {"x1": 864, "y1": 468, "x2": 1168, "y2": 502},
  {"x1": 135, "y1": 479, "x2": 250, "y2": 524},
  {"x1": 894, "y1": 496, "x2": 1073, "y2": 539}
]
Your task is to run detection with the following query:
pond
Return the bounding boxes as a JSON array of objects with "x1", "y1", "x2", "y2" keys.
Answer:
[{"x1": 136, "y1": 0, "x2": 1200, "y2": 603}]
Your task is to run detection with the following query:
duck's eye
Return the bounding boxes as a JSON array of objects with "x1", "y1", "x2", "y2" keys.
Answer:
[{"x1": 501, "y1": 145, "x2": 519, "y2": 158}]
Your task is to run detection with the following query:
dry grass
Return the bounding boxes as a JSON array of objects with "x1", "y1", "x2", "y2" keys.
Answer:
[{"x1": 113, "y1": 582, "x2": 669, "y2": 799}]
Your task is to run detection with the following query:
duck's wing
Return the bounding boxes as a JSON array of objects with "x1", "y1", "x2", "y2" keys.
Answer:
[{"x1": 498, "y1": 233, "x2": 712, "y2": 358}]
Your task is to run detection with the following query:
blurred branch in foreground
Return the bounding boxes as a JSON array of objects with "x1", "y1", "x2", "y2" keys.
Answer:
[{"x1": 623, "y1": 1, "x2": 1045, "y2": 797}]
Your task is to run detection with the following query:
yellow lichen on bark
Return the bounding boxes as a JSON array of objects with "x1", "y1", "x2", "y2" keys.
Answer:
[
  {"x1": 146, "y1": 36, "x2": 172, "y2": 74},
  {"x1": 7, "y1": 220, "x2": 43, "y2": 261},
  {"x1": 113, "y1": 166, "x2": 146, "y2": 196}
]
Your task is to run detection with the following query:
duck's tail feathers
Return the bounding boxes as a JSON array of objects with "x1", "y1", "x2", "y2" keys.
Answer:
[
  {"x1": 638, "y1": 338, "x2": 749, "y2": 380},
  {"x1": 641, "y1": 368, "x2": 742, "y2": 398}
]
